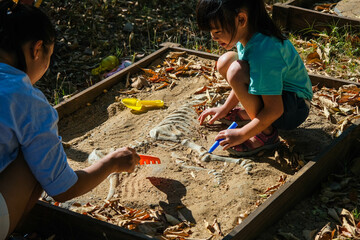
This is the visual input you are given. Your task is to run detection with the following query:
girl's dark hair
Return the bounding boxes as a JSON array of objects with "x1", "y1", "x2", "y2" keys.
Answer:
[
  {"x1": 0, "y1": 0, "x2": 55, "y2": 72},
  {"x1": 196, "y1": 0, "x2": 286, "y2": 42}
]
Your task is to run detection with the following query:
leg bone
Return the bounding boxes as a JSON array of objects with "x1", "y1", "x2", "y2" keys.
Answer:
[
  {"x1": 181, "y1": 139, "x2": 241, "y2": 163},
  {"x1": 181, "y1": 139, "x2": 208, "y2": 157}
]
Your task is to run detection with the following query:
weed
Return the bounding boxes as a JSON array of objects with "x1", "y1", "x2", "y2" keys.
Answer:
[
  {"x1": 290, "y1": 23, "x2": 360, "y2": 81},
  {"x1": 352, "y1": 208, "x2": 360, "y2": 221}
]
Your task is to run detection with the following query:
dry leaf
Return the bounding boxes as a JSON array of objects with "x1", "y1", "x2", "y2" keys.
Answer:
[
  {"x1": 204, "y1": 219, "x2": 216, "y2": 234},
  {"x1": 328, "y1": 208, "x2": 341, "y2": 223},
  {"x1": 314, "y1": 222, "x2": 334, "y2": 240},
  {"x1": 131, "y1": 76, "x2": 149, "y2": 89},
  {"x1": 212, "y1": 219, "x2": 223, "y2": 236}
]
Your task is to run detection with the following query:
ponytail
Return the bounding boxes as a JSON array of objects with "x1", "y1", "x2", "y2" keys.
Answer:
[
  {"x1": 0, "y1": 0, "x2": 55, "y2": 72},
  {"x1": 250, "y1": 0, "x2": 286, "y2": 41}
]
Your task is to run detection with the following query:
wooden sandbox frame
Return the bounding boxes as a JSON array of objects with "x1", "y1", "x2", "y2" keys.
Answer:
[
  {"x1": 272, "y1": 0, "x2": 360, "y2": 33},
  {"x1": 19, "y1": 43, "x2": 360, "y2": 240}
]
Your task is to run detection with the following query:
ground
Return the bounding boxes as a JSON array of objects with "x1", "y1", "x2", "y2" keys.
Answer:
[
  {"x1": 10, "y1": 0, "x2": 357, "y2": 239},
  {"x1": 53, "y1": 51, "x2": 340, "y2": 239}
]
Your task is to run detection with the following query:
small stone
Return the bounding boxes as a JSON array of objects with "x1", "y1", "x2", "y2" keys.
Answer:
[
  {"x1": 123, "y1": 22, "x2": 134, "y2": 32},
  {"x1": 84, "y1": 47, "x2": 92, "y2": 56}
]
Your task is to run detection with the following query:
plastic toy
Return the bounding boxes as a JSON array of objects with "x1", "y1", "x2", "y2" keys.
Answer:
[
  {"x1": 121, "y1": 98, "x2": 164, "y2": 111},
  {"x1": 139, "y1": 155, "x2": 161, "y2": 165},
  {"x1": 208, "y1": 121, "x2": 238, "y2": 153}
]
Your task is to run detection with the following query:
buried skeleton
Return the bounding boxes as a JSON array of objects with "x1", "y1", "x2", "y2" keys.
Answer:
[
  {"x1": 57, "y1": 52, "x2": 336, "y2": 239},
  {"x1": 86, "y1": 101, "x2": 255, "y2": 200}
]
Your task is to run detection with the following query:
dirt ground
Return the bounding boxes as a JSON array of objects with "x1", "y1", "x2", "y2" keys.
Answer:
[{"x1": 57, "y1": 52, "x2": 338, "y2": 239}]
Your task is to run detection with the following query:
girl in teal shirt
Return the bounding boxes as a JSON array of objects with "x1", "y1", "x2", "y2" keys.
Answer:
[{"x1": 196, "y1": 0, "x2": 313, "y2": 156}]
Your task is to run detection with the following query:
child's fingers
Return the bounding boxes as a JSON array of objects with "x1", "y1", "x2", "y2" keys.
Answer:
[
  {"x1": 209, "y1": 112, "x2": 222, "y2": 124},
  {"x1": 198, "y1": 114, "x2": 205, "y2": 125},
  {"x1": 222, "y1": 143, "x2": 230, "y2": 150},
  {"x1": 214, "y1": 130, "x2": 225, "y2": 141},
  {"x1": 208, "y1": 116, "x2": 217, "y2": 124},
  {"x1": 219, "y1": 137, "x2": 236, "y2": 150},
  {"x1": 220, "y1": 139, "x2": 232, "y2": 151},
  {"x1": 198, "y1": 111, "x2": 211, "y2": 125},
  {"x1": 133, "y1": 152, "x2": 140, "y2": 165}
]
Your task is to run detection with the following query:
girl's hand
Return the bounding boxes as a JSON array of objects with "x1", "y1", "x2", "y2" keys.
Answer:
[
  {"x1": 54, "y1": 147, "x2": 140, "y2": 202},
  {"x1": 198, "y1": 107, "x2": 228, "y2": 125},
  {"x1": 108, "y1": 147, "x2": 140, "y2": 173},
  {"x1": 215, "y1": 128, "x2": 247, "y2": 150}
]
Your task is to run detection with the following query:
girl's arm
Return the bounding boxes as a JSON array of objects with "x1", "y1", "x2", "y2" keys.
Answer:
[
  {"x1": 53, "y1": 147, "x2": 139, "y2": 202},
  {"x1": 218, "y1": 95, "x2": 283, "y2": 149},
  {"x1": 198, "y1": 90, "x2": 240, "y2": 125},
  {"x1": 222, "y1": 90, "x2": 240, "y2": 113}
]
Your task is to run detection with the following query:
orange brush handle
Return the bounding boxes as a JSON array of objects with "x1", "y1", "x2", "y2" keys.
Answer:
[{"x1": 138, "y1": 155, "x2": 161, "y2": 165}]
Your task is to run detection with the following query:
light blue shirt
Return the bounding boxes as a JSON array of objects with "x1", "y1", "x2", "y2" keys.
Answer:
[
  {"x1": 237, "y1": 33, "x2": 313, "y2": 100},
  {"x1": 0, "y1": 63, "x2": 77, "y2": 196}
]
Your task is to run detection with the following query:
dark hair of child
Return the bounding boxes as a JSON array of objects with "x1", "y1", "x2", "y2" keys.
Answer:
[
  {"x1": 0, "y1": 0, "x2": 55, "y2": 72},
  {"x1": 196, "y1": 0, "x2": 286, "y2": 42}
]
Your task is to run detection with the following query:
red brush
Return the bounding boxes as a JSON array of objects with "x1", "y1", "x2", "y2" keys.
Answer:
[{"x1": 138, "y1": 155, "x2": 161, "y2": 165}]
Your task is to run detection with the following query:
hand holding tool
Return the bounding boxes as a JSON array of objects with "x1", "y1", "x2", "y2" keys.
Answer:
[{"x1": 208, "y1": 121, "x2": 238, "y2": 153}]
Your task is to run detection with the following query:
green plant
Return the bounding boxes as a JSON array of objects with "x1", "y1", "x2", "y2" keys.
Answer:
[
  {"x1": 290, "y1": 22, "x2": 360, "y2": 82},
  {"x1": 352, "y1": 208, "x2": 360, "y2": 221}
]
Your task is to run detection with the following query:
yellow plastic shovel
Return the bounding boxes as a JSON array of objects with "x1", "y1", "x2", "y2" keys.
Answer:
[{"x1": 121, "y1": 98, "x2": 164, "y2": 111}]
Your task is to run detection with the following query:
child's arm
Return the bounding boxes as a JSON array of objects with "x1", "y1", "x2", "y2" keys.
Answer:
[
  {"x1": 198, "y1": 90, "x2": 239, "y2": 125},
  {"x1": 52, "y1": 147, "x2": 139, "y2": 202},
  {"x1": 217, "y1": 95, "x2": 283, "y2": 149},
  {"x1": 221, "y1": 90, "x2": 241, "y2": 113}
]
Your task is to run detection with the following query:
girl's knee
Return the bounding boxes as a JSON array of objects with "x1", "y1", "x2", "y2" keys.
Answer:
[
  {"x1": 0, "y1": 152, "x2": 41, "y2": 236},
  {"x1": 226, "y1": 60, "x2": 250, "y2": 85},
  {"x1": 217, "y1": 51, "x2": 238, "y2": 77}
]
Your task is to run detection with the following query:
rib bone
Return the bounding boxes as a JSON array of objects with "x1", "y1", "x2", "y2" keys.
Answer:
[{"x1": 149, "y1": 103, "x2": 197, "y2": 142}]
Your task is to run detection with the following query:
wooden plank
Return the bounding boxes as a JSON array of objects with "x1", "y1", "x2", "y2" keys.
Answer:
[
  {"x1": 272, "y1": 2, "x2": 290, "y2": 31},
  {"x1": 54, "y1": 45, "x2": 171, "y2": 119},
  {"x1": 224, "y1": 121, "x2": 360, "y2": 240},
  {"x1": 168, "y1": 46, "x2": 360, "y2": 89},
  {"x1": 54, "y1": 44, "x2": 360, "y2": 120},
  {"x1": 22, "y1": 45, "x2": 360, "y2": 239},
  {"x1": 273, "y1": 3, "x2": 360, "y2": 33},
  {"x1": 289, "y1": 0, "x2": 323, "y2": 8},
  {"x1": 54, "y1": 46, "x2": 218, "y2": 120},
  {"x1": 19, "y1": 201, "x2": 155, "y2": 240},
  {"x1": 170, "y1": 46, "x2": 219, "y2": 61},
  {"x1": 21, "y1": 121, "x2": 360, "y2": 240},
  {"x1": 309, "y1": 73, "x2": 360, "y2": 88}
]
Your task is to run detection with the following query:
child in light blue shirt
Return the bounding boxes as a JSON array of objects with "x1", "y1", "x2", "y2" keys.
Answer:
[{"x1": 0, "y1": 1, "x2": 139, "y2": 238}]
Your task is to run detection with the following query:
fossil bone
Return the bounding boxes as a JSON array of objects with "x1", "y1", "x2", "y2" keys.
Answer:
[
  {"x1": 149, "y1": 103, "x2": 198, "y2": 142},
  {"x1": 181, "y1": 139, "x2": 241, "y2": 164},
  {"x1": 149, "y1": 101, "x2": 255, "y2": 175},
  {"x1": 106, "y1": 173, "x2": 119, "y2": 200},
  {"x1": 87, "y1": 148, "x2": 122, "y2": 200},
  {"x1": 181, "y1": 139, "x2": 208, "y2": 157}
]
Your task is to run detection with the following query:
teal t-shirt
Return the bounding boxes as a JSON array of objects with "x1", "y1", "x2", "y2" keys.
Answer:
[{"x1": 237, "y1": 32, "x2": 313, "y2": 100}]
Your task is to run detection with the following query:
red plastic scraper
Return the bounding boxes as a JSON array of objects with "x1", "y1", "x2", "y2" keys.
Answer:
[{"x1": 139, "y1": 155, "x2": 161, "y2": 165}]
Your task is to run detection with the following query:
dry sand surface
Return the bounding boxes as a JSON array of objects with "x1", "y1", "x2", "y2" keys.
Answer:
[{"x1": 56, "y1": 52, "x2": 339, "y2": 239}]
